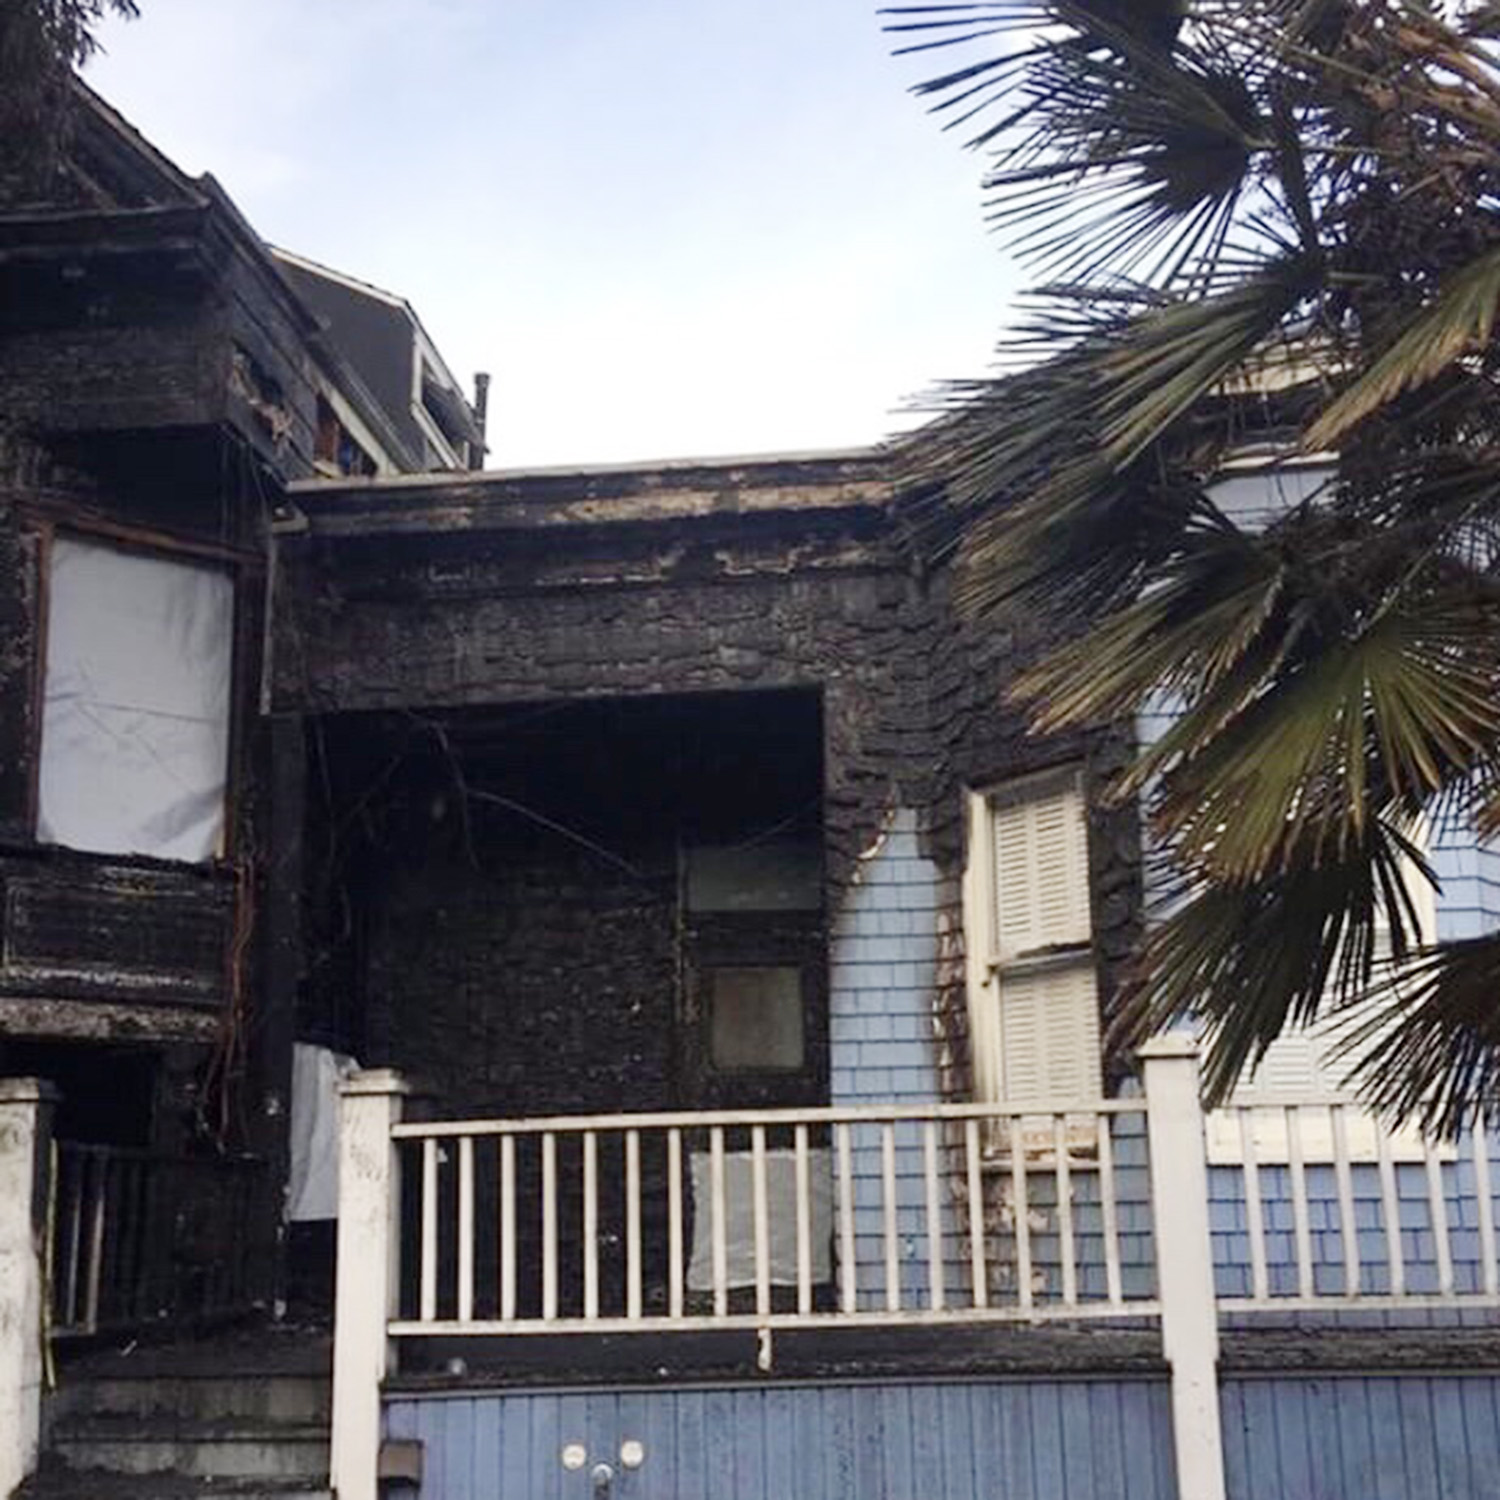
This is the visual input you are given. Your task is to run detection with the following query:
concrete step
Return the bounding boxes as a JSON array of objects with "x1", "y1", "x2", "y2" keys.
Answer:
[
  {"x1": 19, "y1": 1467, "x2": 330, "y2": 1500},
  {"x1": 50, "y1": 1372, "x2": 331, "y2": 1425},
  {"x1": 48, "y1": 1415, "x2": 330, "y2": 1482}
]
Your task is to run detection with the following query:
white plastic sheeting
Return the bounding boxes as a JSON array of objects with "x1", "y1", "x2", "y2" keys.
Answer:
[
  {"x1": 288, "y1": 1043, "x2": 359, "y2": 1221},
  {"x1": 38, "y1": 537, "x2": 234, "y2": 862},
  {"x1": 687, "y1": 1147, "x2": 833, "y2": 1290}
]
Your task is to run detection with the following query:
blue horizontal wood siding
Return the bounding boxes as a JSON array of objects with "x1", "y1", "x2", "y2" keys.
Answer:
[
  {"x1": 385, "y1": 1378, "x2": 1176, "y2": 1500},
  {"x1": 1221, "y1": 1376, "x2": 1500, "y2": 1499}
]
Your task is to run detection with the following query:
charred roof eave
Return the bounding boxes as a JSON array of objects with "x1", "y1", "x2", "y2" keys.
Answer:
[{"x1": 283, "y1": 448, "x2": 901, "y2": 540}]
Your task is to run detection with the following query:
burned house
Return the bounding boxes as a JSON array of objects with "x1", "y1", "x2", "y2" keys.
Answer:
[
  {"x1": 0, "y1": 83, "x2": 483, "y2": 1335},
  {"x1": 3, "y1": 84, "x2": 1500, "y2": 1500}
]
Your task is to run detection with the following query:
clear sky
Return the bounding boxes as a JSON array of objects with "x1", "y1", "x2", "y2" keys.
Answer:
[{"x1": 87, "y1": 1, "x2": 1019, "y2": 469}]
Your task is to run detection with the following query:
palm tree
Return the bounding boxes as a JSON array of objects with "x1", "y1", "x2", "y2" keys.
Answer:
[{"x1": 889, "y1": 0, "x2": 1500, "y2": 1130}]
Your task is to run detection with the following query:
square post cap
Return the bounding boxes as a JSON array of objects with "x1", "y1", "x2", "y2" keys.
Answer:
[
  {"x1": 0, "y1": 1078, "x2": 60, "y2": 1105},
  {"x1": 339, "y1": 1069, "x2": 412, "y2": 1098}
]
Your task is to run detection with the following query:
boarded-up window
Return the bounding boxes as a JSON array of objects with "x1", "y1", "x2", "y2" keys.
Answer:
[
  {"x1": 37, "y1": 537, "x2": 234, "y2": 863},
  {"x1": 964, "y1": 769, "x2": 1102, "y2": 1107},
  {"x1": 708, "y1": 966, "x2": 805, "y2": 1072}
]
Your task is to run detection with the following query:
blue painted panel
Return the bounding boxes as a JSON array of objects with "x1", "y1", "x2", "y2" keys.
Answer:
[
  {"x1": 386, "y1": 1378, "x2": 1175, "y2": 1500},
  {"x1": 1220, "y1": 1376, "x2": 1500, "y2": 1500}
]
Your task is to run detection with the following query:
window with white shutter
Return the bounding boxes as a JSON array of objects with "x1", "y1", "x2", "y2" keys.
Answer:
[{"x1": 963, "y1": 768, "x2": 1103, "y2": 1108}]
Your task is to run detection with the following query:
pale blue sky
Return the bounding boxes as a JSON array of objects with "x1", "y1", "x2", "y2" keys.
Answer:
[{"x1": 89, "y1": 1, "x2": 1018, "y2": 468}]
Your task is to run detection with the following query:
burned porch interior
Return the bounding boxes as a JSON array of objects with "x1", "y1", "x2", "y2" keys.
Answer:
[{"x1": 302, "y1": 689, "x2": 835, "y2": 1329}]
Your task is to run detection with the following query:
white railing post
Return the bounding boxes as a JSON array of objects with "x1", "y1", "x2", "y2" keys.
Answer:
[
  {"x1": 1141, "y1": 1037, "x2": 1226, "y2": 1500},
  {"x1": 330, "y1": 1069, "x2": 409, "y2": 1500},
  {"x1": 0, "y1": 1078, "x2": 57, "y2": 1500}
]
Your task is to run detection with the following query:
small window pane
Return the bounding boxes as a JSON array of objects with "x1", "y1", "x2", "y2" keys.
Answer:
[
  {"x1": 686, "y1": 840, "x2": 823, "y2": 912},
  {"x1": 37, "y1": 538, "x2": 233, "y2": 862},
  {"x1": 709, "y1": 967, "x2": 804, "y2": 1071}
]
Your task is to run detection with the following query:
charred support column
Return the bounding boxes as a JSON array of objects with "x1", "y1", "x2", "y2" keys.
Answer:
[
  {"x1": 1141, "y1": 1037, "x2": 1226, "y2": 1500},
  {"x1": 0, "y1": 1077, "x2": 57, "y2": 1499},
  {"x1": 330, "y1": 1069, "x2": 409, "y2": 1500}
]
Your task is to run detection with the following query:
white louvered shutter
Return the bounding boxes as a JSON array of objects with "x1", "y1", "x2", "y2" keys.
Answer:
[
  {"x1": 1230, "y1": 1027, "x2": 1326, "y2": 1103},
  {"x1": 988, "y1": 776, "x2": 1102, "y2": 1107},
  {"x1": 991, "y1": 784, "x2": 1091, "y2": 960},
  {"x1": 998, "y1": 966, "x2": 1102, "y2": 1108}
]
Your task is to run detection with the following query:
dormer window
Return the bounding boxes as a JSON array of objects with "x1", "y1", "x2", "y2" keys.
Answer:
[
  {"x1": 314, "y1": 396, "x2": 377, "y2": 478},
  {"x1": 419, "y1": 362, "x2": 473, "y2": 463}
]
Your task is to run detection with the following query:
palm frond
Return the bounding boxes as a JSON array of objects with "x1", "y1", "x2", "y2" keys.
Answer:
[
  {"x1": 1329, "y1": 933, "x2": 1500, "y2": 1133},
  {"x1": 1093, "y1": 257, "x2": 1315, "y2": 462},
  {"x1": 1306, "y1": 244, "x2": 1500, "y2": 448},
  {"x1": 1110, "y1": 816, "x2": 1434, "y2": 1104},
  {"x1": 885, "y1": 1, "x2": 1274, "y2": 290},
  {"x1": 1013, "y1": 520, "x2": 1284, "y2": 730},
  {"x1": 1152, "y1": 594, "x2": 1500, "y2": 880}
]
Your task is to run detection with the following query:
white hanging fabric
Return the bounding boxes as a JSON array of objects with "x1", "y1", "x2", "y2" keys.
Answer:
[{"x1": 38, "y1": 537, "x2": 234, "y2": 862}]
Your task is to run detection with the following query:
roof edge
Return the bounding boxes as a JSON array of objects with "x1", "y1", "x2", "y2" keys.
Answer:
[{"x1": 288, "y1": 443, "x2": 893, "y2": 496}]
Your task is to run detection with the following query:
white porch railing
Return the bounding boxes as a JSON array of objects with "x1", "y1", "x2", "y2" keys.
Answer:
[
  {"x1": 326, "y1": 1044, "x2": 1500, "y2": 1500},
  {"x1": 386, "y1": 1099, "x2": 1156, "y2": 1336},
  {"x1": 1207, "y1": 1100, "x2": 1500, "y2": 1313}
]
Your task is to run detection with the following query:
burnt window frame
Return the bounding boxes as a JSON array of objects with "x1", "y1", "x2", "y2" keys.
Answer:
[{"x1": 22, "y1": 511, "x2": 255, "y2": 869}]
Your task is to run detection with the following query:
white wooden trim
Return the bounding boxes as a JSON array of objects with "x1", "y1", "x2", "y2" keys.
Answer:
[
  {"x1": 1475, "y1": 1130, "x2": 1498, "y2": 1298},
  {"x1": 392, "y1": 1099, "x2": 1147, "y2": 1136},
  {"x1": 582, "y1": 1132, "x2": 599, "y2": 1322},
  {"x1": 667, "y1": 1128, "x2": 685, "y2": 1318},
  {"x1": 1141, "y1": 1039, "x2": 1226, "y2": 1500},
  {"x1": 0, "y1": 1080, "x2": 56, "y2": 1500},
  {"x1": 388, "y1": 1303, "x2": 1167, "y2": 1336},
  {"x1": 794, "y1": 1124, "x2": 813, "y2": 1316},
  {"x1": 882, "y1": 1124, "x2": 901, "y2": 1313},
  {"x1": 962, "y1": 789, "x2": 1004, "y2": 1105},
  {"x1": 837, "y1": 1123, "x2": 856, "y2": 1316},
  {"x1": 626, "y1": 1130, "x2": 643, "y2": 1321},
  {"x1": 330, "y1": 1071, "x2": 408, "y2": 1500},
  {"x1": 965, "y1": 1118, "x2": 988, "y2": 1310},
  {"x1": 541, "y1": 1133, "x2": 557, "y2": 1322},
  {"x1": 457, "y1": 1137, "x2": 474, "y2": 1324}
]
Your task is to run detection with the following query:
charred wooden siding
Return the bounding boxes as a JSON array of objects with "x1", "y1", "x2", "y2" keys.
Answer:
[
  {"x1": 0, "y1": 479, "x2": 42, "y2": 844},
  {"x1": 0, "y1": 853, "x2": 233, "y2": 1021},
  {"x1": 384, "y1": 1378, "x2": 1177, "y2": 1500}
]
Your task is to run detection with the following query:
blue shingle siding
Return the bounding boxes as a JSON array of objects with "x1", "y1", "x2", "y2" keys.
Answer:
[
  {"x1": 829, "y1": 811, "x2": 1161, "y2": 1310},
  {"x1": 1210, "y1": 1134, "x2": 1500, "y2": 1311},
  {"x1": 385, "y1": 1379, "x2": 1178, "y2": 1500},
  {"x1": 1431, "y1": 804, "x2": 1500, "y2": 941},
  {"x1": 828, "y1": 810, "x2": 962, "y2": 1309}
]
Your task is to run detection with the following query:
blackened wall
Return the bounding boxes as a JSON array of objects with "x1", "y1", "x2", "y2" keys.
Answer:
[
  {"x1": 279, "y1": 456, "x2": 1145, "y2": 1118},
  {"x1": 367, "y1": 846, "x2": 680, "y2": 1118}
]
